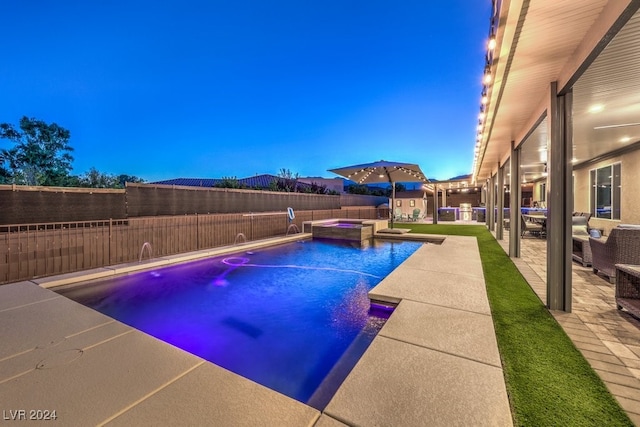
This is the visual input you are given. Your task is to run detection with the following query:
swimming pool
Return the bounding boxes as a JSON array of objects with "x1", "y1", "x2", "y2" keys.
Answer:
[{"x1": 57, "y1": 238, "x2": 421, "y2": 409}]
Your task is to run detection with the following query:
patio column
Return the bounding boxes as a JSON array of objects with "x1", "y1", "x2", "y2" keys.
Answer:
[
  {"x1": 487, "y1": 176, "x2": 495, "y2": 231},
  {"x1": 441, "y1": 185, "x2": 447, "y2": 208},
  {"x1": 496, "y1": 163, "x2": 504, "y2": 240},
  {"x1": 546, "y1": 82, "x2": 573, "y2": 312},
  {"x1": 509, "y1": 142, "x2": 521, "y2": 257},
  {"x1": 484, "y1": 179, "x2": 489, "y2": 228},
  {"x1": 433, "y1": 184, "x2": 439, "y2": 224}
]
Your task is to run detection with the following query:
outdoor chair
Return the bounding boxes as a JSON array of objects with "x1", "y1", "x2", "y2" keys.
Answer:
[
  {"x1": 409, "y1": 208, "x2": 421, "y2": 221},
  {"x1": 521, "y1": 214, "x2": 543, "y2": 237},
  {"x1": 393, "y1": 208, "x2": 406, "y2": 221},
  {"x1": 590, "y1": 225, "x2": 640, "y2": 283}
]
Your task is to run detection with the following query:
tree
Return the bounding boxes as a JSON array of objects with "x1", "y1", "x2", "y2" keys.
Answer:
[
  {"x1": 0, "y1": 116, "x2": 74, "y2": 186},
  {"x1": 214, "y1": 176, "x2": 246, "y2": 189},
  {"x1": 270, "y1": 168, "x2": 300, "y2": 192},
  {"x1": 115, "y1": 174, "x2": 145, "y2": 188},
  {"x1": 347, "y1": 184, "x2": 370, "y2": 195},
  {"x1": 76, "y1": 168, "x2": 145, "y2": 188},
  {"x1": 78, "y1": 167, "x2": 118, "y2": 188}
]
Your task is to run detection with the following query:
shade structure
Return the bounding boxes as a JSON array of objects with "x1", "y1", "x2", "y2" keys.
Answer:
[{"x1": 328, "y1": 160, "x2": 429, "y2": 228}]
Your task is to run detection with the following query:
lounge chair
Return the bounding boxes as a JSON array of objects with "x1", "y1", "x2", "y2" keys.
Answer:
[
  {"x1": 393, "y1": 208, "x2": 406, "y2": 221},
  {"x1": 590, "y1": 225, "x2": 640, "y2": 283}
]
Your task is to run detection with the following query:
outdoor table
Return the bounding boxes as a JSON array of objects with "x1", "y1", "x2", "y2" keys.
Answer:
[
  {"x1": 522, "y1": 213, "x2": 547, "y2": 235},
  {"x1": 522, "y1": 213, "x2": 547, "y2": 225}
]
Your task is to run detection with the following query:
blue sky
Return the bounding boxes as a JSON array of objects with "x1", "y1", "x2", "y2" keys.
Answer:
[{"x1": 1, "y1": 1, "x2": 491, "y2": 182}]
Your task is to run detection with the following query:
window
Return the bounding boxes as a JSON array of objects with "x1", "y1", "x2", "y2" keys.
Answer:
[
  {"x1": 590, "y1": 163, "x2": 621, "y2": 219},
  {"x1": 396, "y1": 200, "x2": 402, "y2": 207},
  {"x1": 409, "y1": 200, "x2": 415, "y2": 207}
]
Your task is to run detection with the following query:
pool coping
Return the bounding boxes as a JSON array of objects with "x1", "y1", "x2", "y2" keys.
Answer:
[{"x1": 0, "y1": 233, "x2": 512, "y2": 426}]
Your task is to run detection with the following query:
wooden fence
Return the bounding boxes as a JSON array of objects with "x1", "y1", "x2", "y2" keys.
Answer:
[
  {"x1": 0, "y1": 207, "x2": 386, "y2": 285},
  {"x1": 0, "y1": 183, "x2": 388, "y2": 224}
]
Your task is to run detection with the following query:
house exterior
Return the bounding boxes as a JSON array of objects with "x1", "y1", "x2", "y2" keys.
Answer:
[{"x1": 391, "y1": 190, "x2": 429, "y2": 219}]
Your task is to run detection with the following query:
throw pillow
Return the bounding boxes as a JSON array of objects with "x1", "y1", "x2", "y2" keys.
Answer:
[{"x1": 572, "y1": 225, "x2": 589, "y2": 236}]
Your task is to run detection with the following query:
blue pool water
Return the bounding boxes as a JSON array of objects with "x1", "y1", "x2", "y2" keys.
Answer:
[{"x1": 58, "y1": 239, "x2": 421, "y2": 408}]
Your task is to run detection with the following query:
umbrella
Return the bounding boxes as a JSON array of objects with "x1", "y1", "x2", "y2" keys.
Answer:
[{"x1": 328, "y1": 160, "x2": 429, "y2": 228}]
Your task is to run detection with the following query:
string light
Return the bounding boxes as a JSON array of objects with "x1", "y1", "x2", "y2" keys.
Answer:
[
  {"x1": 488, "y1": 36, "x2": 496, "y2": 51},
  {"x1": 483, "y1": 70, "x2": 492, "y2": 85},
  {"x1": 474, "y1": 0, "x2": 500, "y2": 181}
]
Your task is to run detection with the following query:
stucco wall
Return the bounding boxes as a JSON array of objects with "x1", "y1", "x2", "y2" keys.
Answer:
[{"x1": 573, "y1": 147, "x2": 640, "y2": 235}]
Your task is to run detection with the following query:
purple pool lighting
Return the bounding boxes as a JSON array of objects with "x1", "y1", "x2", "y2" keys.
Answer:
[
  {"x1": 331, "y1": 222, "x2": 362, "y2": 228},
  {"x1": 57, "y1": 239, "x2": 421, "y2": 409}
]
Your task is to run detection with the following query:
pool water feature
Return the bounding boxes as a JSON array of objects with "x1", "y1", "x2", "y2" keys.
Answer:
[{"x1": 57, "y1": 238, "x2": 421, "y2": 409}]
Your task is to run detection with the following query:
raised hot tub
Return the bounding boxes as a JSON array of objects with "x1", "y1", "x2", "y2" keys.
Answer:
[{"x1": 303, "y1": 219, "x2": 388, "y2": 242}]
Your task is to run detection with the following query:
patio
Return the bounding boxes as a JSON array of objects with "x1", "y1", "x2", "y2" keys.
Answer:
[
  {"x1": 0, "y1": 233, "x2": 513, "y2": 426},
  {"x1": 496, "y1": 232, "x2": 640, "y2": 425}
]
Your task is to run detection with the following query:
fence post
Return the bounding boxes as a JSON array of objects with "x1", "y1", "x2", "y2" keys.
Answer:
[{"x1": 109, "y1": 218, "x2": 112, "y2": 265}]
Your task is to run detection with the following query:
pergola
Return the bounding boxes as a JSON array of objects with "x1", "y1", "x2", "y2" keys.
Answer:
[{"x1": 474, "y1": 0, "x2": 640, "y2": 311}]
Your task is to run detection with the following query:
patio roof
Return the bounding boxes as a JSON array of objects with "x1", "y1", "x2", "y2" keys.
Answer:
[{"x1": 475, "y1": 0, "x2": 640, "y2": 182}]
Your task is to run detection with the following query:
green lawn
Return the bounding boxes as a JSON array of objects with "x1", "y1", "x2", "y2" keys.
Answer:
[{"x1": 398, "y1": 224, "x2": 633, "y2": 426}]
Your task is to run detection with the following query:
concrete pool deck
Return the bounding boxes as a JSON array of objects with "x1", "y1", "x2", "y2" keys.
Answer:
[{"x1": 0, "y1": 234, "x2": 512, "y2": 426}]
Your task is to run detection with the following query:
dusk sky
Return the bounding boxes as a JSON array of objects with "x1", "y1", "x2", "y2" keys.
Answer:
[{"x1": 2, "y1": 1, "x2": 491, "y2": 182}]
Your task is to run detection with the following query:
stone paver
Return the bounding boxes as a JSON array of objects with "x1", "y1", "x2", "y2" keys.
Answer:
[
  {"x1": 325, "y1": 336, "x2": 512, "y2": 427},
  {"x1": 104, "y1": 361, "x2": 319, "y2": 427},
  {"x1": 379, "y1": 299, "x2": 501, "y2": 367}
]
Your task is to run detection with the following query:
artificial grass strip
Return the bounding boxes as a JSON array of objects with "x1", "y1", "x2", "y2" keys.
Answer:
[{"x1": 400, "y1": 224, "x2": 633, "y2": 426}]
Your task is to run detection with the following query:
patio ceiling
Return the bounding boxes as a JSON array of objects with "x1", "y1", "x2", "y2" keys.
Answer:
[{"x1": 475, "y1": 0, "x2": 640, "y2": 183}]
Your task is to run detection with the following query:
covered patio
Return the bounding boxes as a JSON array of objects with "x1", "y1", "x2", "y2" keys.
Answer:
[
  {"x1": 475, "y1": 0, "x2": 640, "y2": 421},
  {"x1": 476, "y1": 0, "x2": 640, "y2": 311}
]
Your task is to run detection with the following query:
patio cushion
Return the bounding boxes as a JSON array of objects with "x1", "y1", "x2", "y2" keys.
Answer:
[
  {"x1": 572, "y1": 216, "x2": 589, "y2": 236},
  {"x1": 572, "y1": 225, "x2": 589, "y2": 236},
  {"x1": 572, "y1": 216, "x2": 588, "y2": 226}
]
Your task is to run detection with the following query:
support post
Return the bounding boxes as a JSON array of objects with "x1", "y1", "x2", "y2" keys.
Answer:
[
  {"x1": 496, "y1": 164, "x2": 504, "y2": 240},
  {"x1": 487, "y1": 177, "x2": 495, "y2": 231},
  {"x1": 546, "y1": 82, "x2": 573, "y2": 312},
  {"x1": 441, "y1": 185, "x2": 447, "y2": 209},
  {"x1": 432, "y1": 185, "x2": 439, "y2": 224},
  {"x1": 509, "y1": 142, "x2": 521, "y2": 257}
]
